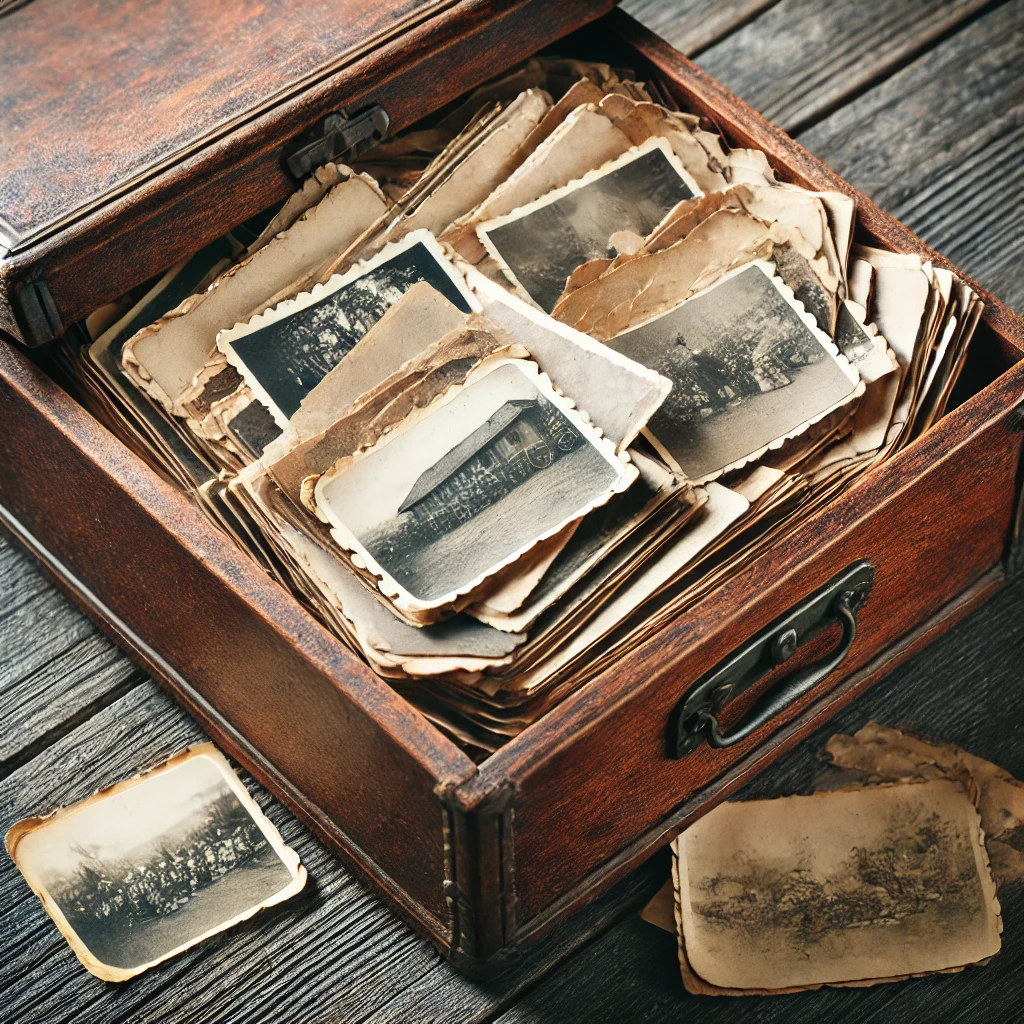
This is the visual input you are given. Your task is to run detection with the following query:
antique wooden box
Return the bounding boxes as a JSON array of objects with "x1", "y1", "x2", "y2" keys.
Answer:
[{"x1": 1, "y1": 0, "x2": 1022, "y2": 977}]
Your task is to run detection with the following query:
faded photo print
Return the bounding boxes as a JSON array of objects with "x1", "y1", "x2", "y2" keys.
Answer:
[
  {"x1": 479, "y1": 142, "x2": 698, "y2": 313},
  {"x1": 315, "y1": 361, "x2": 628, "y2": 606},
  {"x1": 223, "y1": 232, "x2": 475, "y2": 423},
  {"x1": 607, "y1": 262, "x2": 858, "y2": 481},
  {"x1": 7, "y1": 747, "x2": 304, "y2": 981}
]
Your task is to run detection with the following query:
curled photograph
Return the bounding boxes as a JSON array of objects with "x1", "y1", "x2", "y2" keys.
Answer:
[
  {"x1": 5, "y1": 745, "x2": 306, "y2": 982},
  {"x1": 478, "y1": 140, "x2": 700, "y2": 313},
  {"x1": 606, "y1": 261, "x2": 861, "y2": 481},
  {"x1": 218, "y1": 230, "x2": 479, "y2": 427}
]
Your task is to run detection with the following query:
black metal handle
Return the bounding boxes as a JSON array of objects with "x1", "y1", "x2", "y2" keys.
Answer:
[
  {"x1": 670, "y1": 561, "x2": 873, "y2": 758},
  {"x1": 701, "y1": 591, "x2": 857, "y2": 747}
]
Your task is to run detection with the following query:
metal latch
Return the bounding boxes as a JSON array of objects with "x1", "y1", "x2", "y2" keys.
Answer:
[
  {"x1": 15, "y1": 272, "x2": 64, "y2": 346},
  {"x1": 284, "y1": 105, "x2": 390, "y2": 179}
]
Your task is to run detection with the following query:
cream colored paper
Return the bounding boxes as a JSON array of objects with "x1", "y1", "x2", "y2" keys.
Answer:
[
  {"x1": 124, "y1": 172, "x2": 388, "y2": 412},
  {"x1": 314, "y1": 357, "x2": 637, "y2": 617},
  {"x1": 6, "y1": 745, "x2": 306, "y2": 983}
]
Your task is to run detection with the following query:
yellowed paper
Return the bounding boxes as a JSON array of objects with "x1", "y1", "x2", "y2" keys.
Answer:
[
  {"x1": 6, "y1": 745, "x2": 306, "y2": 982},
  {"x1": 674, "y1": 781, "x2": 1001, "y2": 993}
]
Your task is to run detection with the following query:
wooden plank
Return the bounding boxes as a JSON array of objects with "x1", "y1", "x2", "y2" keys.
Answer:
[
  {"x1": 695, "y1": 0, "x2": 995, "y2": 133},
  {"x1": 493, "y1": 571, "x2": 1024, "y2": 1023},
  {"x1": 800, "y1": 0, "x2": 1024, "y2": 314},
  {"x1": 0, "y1": 681, "x2": 663, "y2": 1024},
  {"x1": 619, "y1": 0, "x2": 778, "y2": 56},
  {"x1": 0, "y1": 534, "x2": 143, "y2": 773}
]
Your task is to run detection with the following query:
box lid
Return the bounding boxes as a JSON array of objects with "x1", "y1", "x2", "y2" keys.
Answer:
[{"x1": 0, "y1": 0, "x2": 614, "y2": 345}]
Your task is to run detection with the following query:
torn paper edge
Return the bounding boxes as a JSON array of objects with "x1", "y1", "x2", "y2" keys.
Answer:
[
  {"x1": 475, "y1": 137, "x2": 704, "y2": 309},
  {"x1": 625, "y1": 259, "x2": 863, "y2": 483},
  {"x1": 216, "y1": 229, "x2": 481, "y2": 430}
]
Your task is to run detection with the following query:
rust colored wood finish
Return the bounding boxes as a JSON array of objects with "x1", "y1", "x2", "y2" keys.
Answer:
[
  {"x1": 0, "y1": 0, "x2": 439, "y2": 248},
  {"x1": 0, "y1": 0, "x2": 614, "y2": 344},
  {"x1": 481, "y1": 357, "x2": 1024, "y2": 925},
  {"x1": 0, "y1": 8, "x2": 1022, "y2": 977},
  {"x1": 0, "y1": 338, "x2": 476, "y2": 945}
]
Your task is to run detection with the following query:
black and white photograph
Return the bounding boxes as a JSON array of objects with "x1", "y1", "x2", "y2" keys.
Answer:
[
  {"x1": 606, "y1": 261, "x2": 861, "y2": 482},
  {"x1": 6, "y1": 746, "x2": 306, "y2": 982},
  {"x1": 477, "y1": 139, "x2": 700, "y2": 313},
  {"x1": 217, "y1": 230, "x2": 479, "y2": 428},
  {"x1": 314, "y1": 359, "x2": 635, "y2": 612}
]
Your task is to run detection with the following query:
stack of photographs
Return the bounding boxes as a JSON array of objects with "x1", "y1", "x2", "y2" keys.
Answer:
[{"x1": 55, "y1": 57, "x2": 982, "y2": 757}]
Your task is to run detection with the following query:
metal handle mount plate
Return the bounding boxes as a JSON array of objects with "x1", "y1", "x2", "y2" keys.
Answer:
[{"x1": 670, "y1": 560, "x2": 874, "y2": 758}]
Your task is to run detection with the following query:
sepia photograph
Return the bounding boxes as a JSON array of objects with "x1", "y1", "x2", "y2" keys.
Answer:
[
  {"x1": 477, "y1": 139, "x2": 700, "y2": 313},
  {"x1": 6, "y1": 745, "x2": 306, "y2": 982},
  {"x1": 314, "y1": 359, "x2": 634, "y2": 612},
  {"x1": 606, "y1": 261, "x2": 861, "y2": 482},
  {"x1": 675, "y1": 780, "x2": 1001, "y2": 992},
  {"x1": 217, "y1": 230, "x2": 479, "y2": 428}
]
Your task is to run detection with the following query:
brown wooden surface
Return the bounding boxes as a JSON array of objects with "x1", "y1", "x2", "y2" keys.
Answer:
[
  {"x1": 0, "y1": 0, "x2": 443, "y2": 248},
  {"x1": 486, "y1": 349, "x2": 1023, "y2": 923},
  {"x1": 0, "y1": 0, "x2": 615, "y2": 343},
  {"x1": 454, "y1": 8, "x2": 1024, "y2": 934},
  {"x1": 1, "y1": 0, "x2": 1023, "y2": 1019},
  {"x1": 0, "y1": 335, "x2": 475, "y2": 942},
  {"x1": 494, "y1": 569, "x2": 1024, "y2": 1023},
  {"x1": 3, "y1": 9, "x2": 1021, "y2": 967}
]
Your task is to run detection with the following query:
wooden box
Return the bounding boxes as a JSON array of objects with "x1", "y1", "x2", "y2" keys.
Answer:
[{"x1": 1, "y1": 0, "x2": 1022, "y2": 977}]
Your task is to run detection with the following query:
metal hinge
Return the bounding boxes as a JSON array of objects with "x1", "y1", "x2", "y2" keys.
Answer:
[
  {"x1": 284, "y1": 105, "x2": 390, "y2": 179},
  {"x1": 15, "y1": 272, "x2": 64, "y2": 346}
]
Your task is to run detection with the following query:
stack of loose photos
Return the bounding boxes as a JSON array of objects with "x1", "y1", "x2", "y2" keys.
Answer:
[{"x1": 58, "y1": 58, "x2": 982, "y2": 756}]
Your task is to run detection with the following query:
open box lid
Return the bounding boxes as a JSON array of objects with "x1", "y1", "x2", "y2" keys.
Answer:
[{"x1": 0, "y1": 0, "x2": 614, "y2": 347}]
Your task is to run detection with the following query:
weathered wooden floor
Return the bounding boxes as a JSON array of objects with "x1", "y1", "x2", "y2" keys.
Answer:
[{"x1": 3, "y1": 1, "x2": 1023, "y2": 1020}]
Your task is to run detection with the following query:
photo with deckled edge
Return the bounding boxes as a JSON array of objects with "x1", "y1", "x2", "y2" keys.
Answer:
[
  {"x1": 476, "y1": 138, "x2": 703, "y2": 313},
  {"x1": 460, "y1": 264, "x2": 673, "y2": 453},
  {"x1": 5, "y1": 744, "x2": 306, "y2": 983},
  {"x1": 313, "y1": 357, "x2": 636, "y2": 615},
  {"x1": 121, "y1": 169, "x2": 389, "y2": 415},
  {"x1": 216, "y1": 229, "x2": 481, "y2": 429},
  {"x1": 604, "y1": 259, "x2": 863, "y2": 483}
]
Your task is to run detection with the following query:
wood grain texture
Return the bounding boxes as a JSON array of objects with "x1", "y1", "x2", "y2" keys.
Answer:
[
  {"x1": 0, "y1": 335, "x2": 478, "y2": 942},
  {"x1": 487, "y1": 370, "x2": 1021, "y2": 922},
  {"x1": 618, "y1": 0, "x2": 778, "y2": 56},
  {"x1": 0, "y1": 681, "x2": 664, "y2": 1024},
  {"x1": 493, "y1": 573, "x2": 1024, "y2": 1023},
  {"x1": 800, "y1": 0, "x2": 1024, "y2": 315},
  {"x1": 0, "y1": 0, "x2": 439, "y2": 245},
  {"x1": 1, "y1": 0, "x2": 1023, "y2": 1013},
  {"x1": 3, "y1": 3, "x2": 1024, "y2": 974},
  {"x1": 0, "y1": 536, "x2": 142, "y2": 772},
  {"x1": 694, "y1": 0, "x2": 995, "y2": 134},
  {"x1": 1, "y1": 0, "x2": 615, "y2": 344}
]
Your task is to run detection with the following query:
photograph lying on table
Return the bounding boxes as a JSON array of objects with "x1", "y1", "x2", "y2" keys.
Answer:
[
  {"x1": 605, "y1": 261, "x2": 862, "y2": 482},
  {"x1": 218, "y1": 229, "x2": 479, "y2": 428},
  {"x1": 313, "y1": 358, "x2": 636, "y2": 615},
  {"x1": 5, "y1": 745, "x2": 306, "y2": 982},
  {"x1": 478, "y1": 139, "x2": 701, "y2": 312},
  {"x1": 672, "y1": 779, "x2": 1002, "y2": 995}
]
